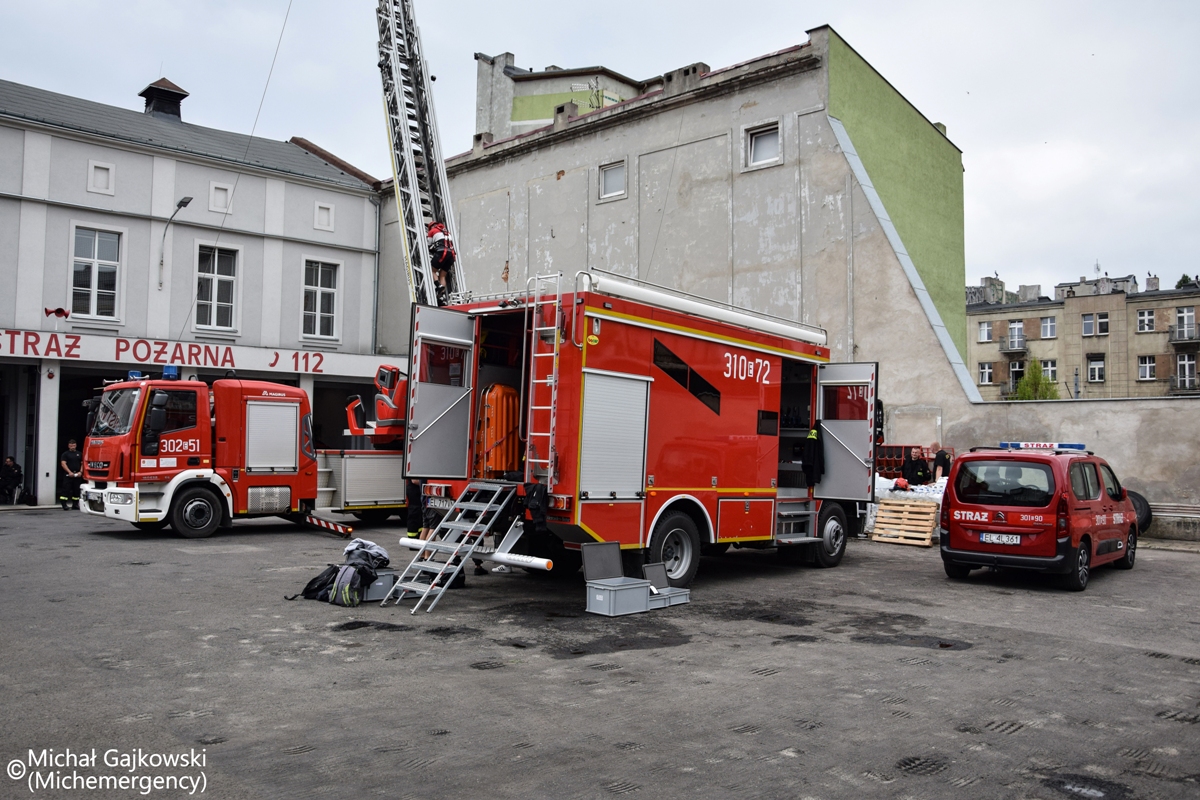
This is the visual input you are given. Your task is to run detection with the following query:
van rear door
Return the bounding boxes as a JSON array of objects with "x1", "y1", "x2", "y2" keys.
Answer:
[
  {"x1": 814, "y1": 363, "x2": 878, "y2": 503},
  {"x1": 405, "y1": 304, "x2": 476, "y2": 479}
]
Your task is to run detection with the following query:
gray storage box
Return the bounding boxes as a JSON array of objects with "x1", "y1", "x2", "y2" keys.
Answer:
[
  {"x1": 363, "y1": 569, "x2": 398, "y2": 602},
  {"x1": 586, "y1": 577, "x2": 651, "y2": 616},
  {"x1": 644, "y1": 561, "x2": 690, "y2": 609}
]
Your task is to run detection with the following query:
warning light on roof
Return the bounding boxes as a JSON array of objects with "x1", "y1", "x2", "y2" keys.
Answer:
[{"x1": 999, "y1": 442, "x2": 1086, "y2": 450}]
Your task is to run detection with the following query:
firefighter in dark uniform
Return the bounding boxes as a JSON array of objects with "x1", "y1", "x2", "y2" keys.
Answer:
[{"x1": 59, "y1": 439, "x2": 83, "y2": 510}]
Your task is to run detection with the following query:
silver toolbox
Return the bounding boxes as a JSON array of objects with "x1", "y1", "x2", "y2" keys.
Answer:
[{"x1": 363, "y1": 569, "x2": 398, "y2": 602}]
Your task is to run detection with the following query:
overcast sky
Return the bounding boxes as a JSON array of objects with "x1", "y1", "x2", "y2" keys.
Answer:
[{"x1": 3, "y1": 0, "x2": 1197, "y2": 292}]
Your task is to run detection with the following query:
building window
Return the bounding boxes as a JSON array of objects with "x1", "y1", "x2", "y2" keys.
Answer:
[
  {"x1": 72, "y1": 227, "x2": 121, "y2": 318},
  {"x1": 1082, "y1": 313, "x2": 1094, "y2": 336},
  {"x1": 599, "y1": 161, "x2": 626, "y2": 199},
  {"x1": 209, "y1": 181, "x2": 234, "y2": 214},
  {"x1": 1008, "y1": 320, "x2": 1024, "y2": 348},
  {"x1": 978, "y1": 362, "x2": 993, "y2": 385},
  {"x1": 978, "y1": 321, "x2": 992, "y2": 343},
  {"x1": 1138, "y1": 355, "x2": 1156, "y2": 381},
  {"x1": 1097, "y1": 312, "x2": 1109, "y2": 335},
  {"x1": 1179, "y1": 353, "x2": 1197, "y2": 389},
  {"x1": 1009, "y1": 360, "x2": 1025, "y2": 391},
  {"x1": 1137, "y1": 309, "x2": 1155, "y2": 332},
  {"x1": 1178, "y1": 306, "x2": 1196, "y2": 337},
  {"x1": 1040, "y1": 316, "x2": 1056, "y2": 338},
  {"x1": 196, "y1": 245, "x2": 237, "y2": 329},
  {"x1": 746, "y1": 123, "x2": 781, "y2": 167},
  {"x1": 87, "y1": 160, "x2": 115, "y2": 195},
  {"x1": 1088, "y1": 355, "x2": 1105, "y2": 383},
  {"x1": 1041, "y1": 360, "x2": 1057, "y2": 381},
  {"x1": 314, "y1": 202, "x2": 335, "y2": 232},
  {"x1": 303, "y1": 260, "x2": 338, "y2": 338}
]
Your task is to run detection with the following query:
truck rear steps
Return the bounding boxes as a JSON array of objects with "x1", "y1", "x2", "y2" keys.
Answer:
[{"x1": 382, "y1": 481, "x2": 517, "y2": 613}]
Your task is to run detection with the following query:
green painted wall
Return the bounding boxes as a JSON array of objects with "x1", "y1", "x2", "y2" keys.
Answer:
[
  {"x1": 826, "y1": 30, "x2": 967, "y2": 359},
  {"x1": 512, "y1": 91, "x2": 614, "y2": 122}
]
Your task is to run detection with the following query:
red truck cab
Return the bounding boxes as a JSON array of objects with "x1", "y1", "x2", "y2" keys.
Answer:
[
  {"x1": 940, "y1": 443, "x2": 1138, "y2": 591},
  {"x1": 81, "y1": 377, "x2": 317, "y2": 537}
]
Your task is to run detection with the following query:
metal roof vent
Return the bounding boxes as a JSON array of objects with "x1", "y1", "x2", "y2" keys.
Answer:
[{"x1": 139, "y1": 78, "x2": 189, "y2": 121}]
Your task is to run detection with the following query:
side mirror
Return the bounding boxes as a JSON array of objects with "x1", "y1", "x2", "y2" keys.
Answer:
[
  {"x1": 147, "y1": 407, "x2": 167, "y2": 433},
  {"x1": 1120, "y1": 487, "x2": 1128, "y2": 501}
]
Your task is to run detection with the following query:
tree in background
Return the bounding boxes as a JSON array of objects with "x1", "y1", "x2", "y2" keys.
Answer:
[
  {"x1": 1178, "y1": 274, "x2": 1195, "y2": 289},
  {"x1": 1015, "y1": 368, "x2": 1060, "y2": 400}
]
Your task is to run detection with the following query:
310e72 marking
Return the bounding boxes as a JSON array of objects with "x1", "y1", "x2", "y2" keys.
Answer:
[{"x1": 724, "y1": 353, "x2": 770, "y2": 384}]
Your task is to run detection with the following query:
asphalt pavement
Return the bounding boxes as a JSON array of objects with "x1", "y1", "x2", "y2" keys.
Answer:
[{"x1": 1, "y1": 509, "x2": 1198, "y2": 799}]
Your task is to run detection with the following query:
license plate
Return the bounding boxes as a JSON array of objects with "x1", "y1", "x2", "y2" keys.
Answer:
[
  {"x1": 428, "y1": 496, "x2": 454, "y2": 510},
  {"x1": 980, "y1": 533, "x2": 1020, "y2": 545}
]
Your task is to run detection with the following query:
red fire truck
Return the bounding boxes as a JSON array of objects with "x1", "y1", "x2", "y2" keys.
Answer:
[
  {"x1": 389, "y1": 270, "x2": 879, "y2": 586},
  {"x1": 77, "y1": 375, "x2": 408, "y2": 537}
]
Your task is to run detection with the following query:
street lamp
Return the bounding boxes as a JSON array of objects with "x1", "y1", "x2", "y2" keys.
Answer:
[{"x1": 158, "y1": 196, "x2": 193, "y2": 290}]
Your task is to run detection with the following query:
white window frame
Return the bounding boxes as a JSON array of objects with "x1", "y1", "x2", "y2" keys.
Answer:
[
  {"x1": 1041, "y1": 359, "x2": 1057, "y2": 381},
  {"x1": 978, "y1": 362, "x2": 993, "y2": 385},
  {"x1": 742, "y1": 119, "x2": 783, "y2": 171},
  {"x1": 314, "y1": 201, "x2": 335, "y2": 232},
  {"x1": 209, "y1": 181, "x2": 234, "y2": 215},
  {"x1": 1178, "y1": 306, "x2": 1196, "y2": 334},
  {"x1": 192, "y1": 239, "x2": 243, "y2": 334},
  {"x1": 1097, "y1": 311, "x2": 1109, "y2": 335},
  {"x1": 1179, "y1": 353, "x2": 1197, "y2": 386},
  {"x1": 1088, "y1": 356, "x2": 1105, "y2": 383},
  {"x1": 1009, "y1": 360, "x2": 1025, "y2": 390},
  {"x1": 1040, "y1": 316, "x2": 1056, "y2": 338},
  {"x1": 87, "y1": 160, "x2": 115, "y2": 196},
  {"x1": 978, "y1": 321, "x2": 992, "y2": 343},
  {"x1": 67, "y1": 220, "x2": 127, "y2": 324},
  {"x1": 300, "y1": 255, "x2": 343, "y2": 342},
  {"x1": 598, "y1": 160, "x2": 627, "y2": 202},
  {"x1": 1138, "y1": 355, "x2": 1156, "y2": 381},
  {"x1": 1137, "y1": 309, "x2": 1155, "y2": 333},
  {"x1": 1081, "y1": 313, "x2": 1093, "y2": 336}
]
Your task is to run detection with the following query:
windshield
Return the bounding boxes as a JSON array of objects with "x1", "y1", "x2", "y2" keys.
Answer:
[
  {"x1": 90, "y1": 388, "x2": 142, "y2": 436},
  {"x1": 954, "y1": 460, "x2": 1056, "y2": 508}
]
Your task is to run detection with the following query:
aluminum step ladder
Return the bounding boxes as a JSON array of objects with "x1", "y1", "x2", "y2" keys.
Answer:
[
  {"x1": 376, "y1": 0, "x2": 464, "y2": 306},
  {"x1": 523, "y1": 273, "x2": 563, "y2": 486},
  {"x1": 382, "y1": 482, "x2": 516, "y2": 613}
]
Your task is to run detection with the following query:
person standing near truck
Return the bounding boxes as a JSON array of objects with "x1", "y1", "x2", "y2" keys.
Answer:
[
  {"x1": 931, "y1": 443, "x2": 952, "y2": 481},
  {"x1": 59, "y1": 439, "x2": 83, "y2": 510},
  {"x1": 0, "y1": 456, "x2": 22, "y2": 504}
]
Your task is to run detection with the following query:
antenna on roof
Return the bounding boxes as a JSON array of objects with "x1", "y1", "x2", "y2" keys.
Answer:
[{"x1": 1094, "y1": 259, "x2": 1101, "y2": 278}]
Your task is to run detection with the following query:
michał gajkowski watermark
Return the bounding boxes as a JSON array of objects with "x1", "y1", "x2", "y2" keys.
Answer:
[{"x1": 6, "y1": 747, "x2": 207, "y2": 795}]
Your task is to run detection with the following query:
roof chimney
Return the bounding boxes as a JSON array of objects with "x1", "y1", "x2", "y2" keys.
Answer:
[{"x1": 139, "y1": 78, "x2": 188, "y2": 121}]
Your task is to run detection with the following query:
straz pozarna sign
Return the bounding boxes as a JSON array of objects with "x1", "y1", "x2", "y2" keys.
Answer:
[{"x1": 1, "y1": 329, "x2": 393, "y2": 378}]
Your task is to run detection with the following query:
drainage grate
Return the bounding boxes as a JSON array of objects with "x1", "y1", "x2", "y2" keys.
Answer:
[
  {"x1": 795, "y1": 719, "x2": 824, "y2": 730},
  {"x1": 590, "y1": 663, "x2": 622, "y2": 671},
  {"x1": 990, "y1": 698, "x2": 1016, "y2": 707},
  {"x1": 1144, "y1": 651, "x2": 1172, "y2": 660},
  {"x1": 751, "y1": 667, "x2": 779, "y2": 676},
  {"x1": 732, "y1": 724, "x2": 762, "y2": 734},
  {"x1": 949, "y1": 776, "x2": 982, "y2": 787},
  {"x1": 1182, "y1": 657, "x2": 1200, "y2": 666},
  {"x1": 471, "y1": 660, "x2": 505, "y2": 670},
  {"x1": 400, "y1": 757, "x2": 436, "y2": 770},
  {"x1": 1156, "y1": 709, "x2": 1200, "y2": 724},
  {"x1": 891, "y1": 710, "x2": 913, "y2": 719},
  {"x1": 615, "y1": 742, "x2": 644, "y2": 751},
  {"x1": 896, "y1": 756, "x2": 948, "y2": 776},
  {"x1": 196, "y1": 736, "x2": 226, "y2": 745},
  {"x1": 512, "y1": 742, "x2": 534, "y2": 750},
  {"x1": 864, "y1": 771, "x2": 896, "y2": 783},
  {"x1": 429, "y1": 729, "x2": 450, "y2": 736},
  {"x1": 898, "y1": 656, "x2": 933, "y2": 666},
  {"x1": 984, "y1": 720, "x2": 1024, "y2": 735},
  {"x1": 605, "y1": 780, "x2": 641, "y2": 794},
  {"x1": 881, "y1": 696, "x2": 908, "y2": 705},
  {"x1": 282, "y1": 745, "x2": 314, "y2": 755}
]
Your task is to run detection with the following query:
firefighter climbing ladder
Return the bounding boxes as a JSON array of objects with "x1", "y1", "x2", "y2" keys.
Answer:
[
  {"x1": 524, "y1": 274, "x2": 563, "y2": 486},
  {"x1": 375, "y1": 0, "x2": 464, "y2": 306},
  {"x1": 383, "y1": 482, "x2": 517, "y2": 613}
]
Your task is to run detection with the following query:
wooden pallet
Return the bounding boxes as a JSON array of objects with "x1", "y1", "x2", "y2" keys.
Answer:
[{"x1": 870, "y1": 499, "x2": 939, "y2": 547}]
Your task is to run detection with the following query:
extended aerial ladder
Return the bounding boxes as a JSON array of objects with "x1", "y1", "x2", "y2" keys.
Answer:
[{"x1": 376, "y1": 0, "x2": 465, "y2": 306}]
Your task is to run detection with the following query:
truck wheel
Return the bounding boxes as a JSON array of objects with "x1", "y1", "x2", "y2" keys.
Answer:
[
  {"x1": 943, "y1": 560, "x2": 972, "y2": 579},
  {"x1": 1127, "y1": 490, "x2": 1152, "y2": 533},
  {"x1": 649, "y1": 511, "x2": 701, "y2": 587},
  {"x1": 811, "y1": 504, "x2": 848, "y2": 568},
  {"x1": 1114, "y1": 527, "x2": 1137, "y2": 570},
  {"x1": 171, "y1": 487, "x2": 221, "y2": 539},
  {"x1": 1061, "y1": 538, "x2": 1090, "y2": 591},
  {"x1": 132, "y1": 520, "x2": 169, "y2": 533}
]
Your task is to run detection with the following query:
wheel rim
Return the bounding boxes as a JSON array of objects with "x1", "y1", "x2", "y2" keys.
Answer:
[
  {"x1": 822, "y1": 516, "x2": 845, "y2": 555},
  {"x1": 661, "y1": 527, "x2": 693, "y2": 579},
  {"x1": 182, "y1": 497, "x2": 214, "y2": 530},
  {"x1": 1077, "y1": 543, "x2": 1090, "y2": 585},
  {"x1": 1127, "y1": 532, "x2": 1136, "y2": 564}
]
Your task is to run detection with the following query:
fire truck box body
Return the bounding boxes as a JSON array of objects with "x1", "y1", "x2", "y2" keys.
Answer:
[{"x1": 406, "y1": 272, "x2": 878, "y2": 585}]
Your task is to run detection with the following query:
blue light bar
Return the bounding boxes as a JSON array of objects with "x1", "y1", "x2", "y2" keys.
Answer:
[
  {"x1": 127, "y1": 370, "x2": 143, "y2": 380},
  {"x1": 162, "y1": 364, "x2": 180, "y2": 380},
  {"x1": 999, "y1": 441, "x2": 1086, "y2": 450}
]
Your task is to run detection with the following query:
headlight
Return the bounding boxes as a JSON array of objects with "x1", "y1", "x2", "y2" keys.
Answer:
[{"x1": 105, "y1": 492, "x2": 134, "y2": 505}]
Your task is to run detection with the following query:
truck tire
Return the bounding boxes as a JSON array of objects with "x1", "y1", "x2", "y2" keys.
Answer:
[
  {"x1": 943, "y1": 560, "x2": 972, "y2": 579},
  {"x1": 132, "y1": 520, "x2": 169, "y2": 533},
  {"x1": 1061, "y1": 538, "x2": 1091, "y2": 591},
  {"x1": 811, "y1": 503, "x2": 848, "y2": 568},
  {"x1": 648, "y1": 511, "x2": 701, "y2": 587},
  {"x1": 171, "y1": 486, "x2": 222, "y2": 539},
  {"x1": 1127, "y1": 490, "x2": 1152, "y2": 533},
  {"x1": 1114, "y1": 527, "x2": 1137, "y2": 570}
]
